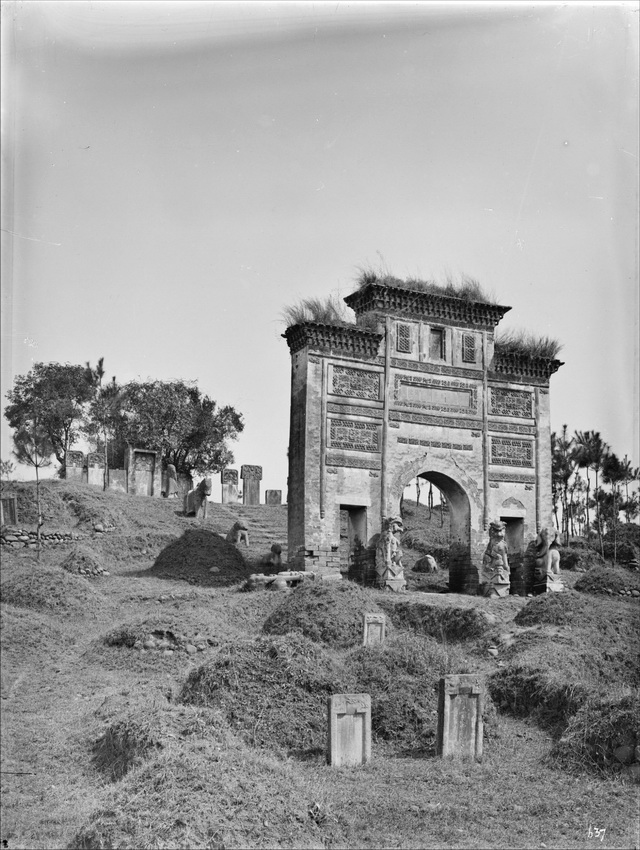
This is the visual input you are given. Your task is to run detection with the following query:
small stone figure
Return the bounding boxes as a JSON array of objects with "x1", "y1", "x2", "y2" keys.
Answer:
[
  {"x1": 183, "y1": 478, "x2": 212, "y2": 519},
  {"x1": 226, "y1": 520, "x2": 249, "y2": 546},
  {"x1": 480, "y1": 520, "x2": 510, "y2": 598},
  {"x1": 263, "y1": 543, "x2": 283, "y2": 569},
  {"x1": 534, "y1": 527, "x2": 564, "y2": 593},
  {"x1": 375, "y1": 516, "x2": 406, "y2": 592},
  {"x1": 165, "y1": 463, "x2": 179, "y2": 498}
]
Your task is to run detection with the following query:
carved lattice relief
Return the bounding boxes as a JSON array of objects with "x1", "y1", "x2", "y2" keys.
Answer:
[
  {"x1": 489, "y1": 387, "x2": 533, "y2": 418},
  {"x1": 331, "y1": 366, "x2": 381, "y2": 401},
  {"x1": 490, "y1": 438, "x2": 534, "y2": 467},
  {"x1": 396, "y1": 323, "x2": 412, "y2": 353},
  {"x1": 390, "y1": 410, "x2": 482, "y2": 429},
  {"x1": 329, "y1": 419, "x2": 380, "y2": 452},
  {"x1": 325, "y1": 455, "x2": 381, "y2": 470},
  {"x1": 327, "y1": 403, "x2": 383, "y2": 419},
  {"x1": 462, "y1": 334, "x2": 476, "y2": 363}
]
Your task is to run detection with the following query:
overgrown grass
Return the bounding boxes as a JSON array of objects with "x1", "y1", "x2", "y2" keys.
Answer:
[
  {"x1": 549, "y1": 690, "x2": 640, "y2": 777},
  {"x1": 574, "y1": 563, "x2": 640, "y2": 595},
  {"x1": 262, "y1": 581, "x2": 389, "y2": 648},
  {"x1": 0, "y1": 562, "x2": 107, "y2": 616},
  {"x1": 355, "y1": 267, "x2": 498, "y2": 304},
  {"x1": 494, "y1": 329, "x2": 563, "y2": 360},
  {"x1": 281, "y1": 295, "x2": 352, "y2": 328},
  {"x1": 380, "y1": 598, "x2": 490, "y2": 642}
]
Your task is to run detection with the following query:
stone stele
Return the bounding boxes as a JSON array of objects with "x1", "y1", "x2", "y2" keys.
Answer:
[
  {"x1": 436, "y1": 673, "x2": 484, "y2": 761},
  {"x1": 327, "y1": 693, "x2": 372, "y2": 767},
  {"x1": 362, "y1": 612, "x2": 386, "y2": 646}
]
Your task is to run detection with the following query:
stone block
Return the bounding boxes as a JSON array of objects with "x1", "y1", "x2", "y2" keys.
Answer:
[
  {"x1": 436, "y1": 673, "x2": 484, "y2": 761},
  {"x1": 265, "y1": 489, "x2": 282, "y2": 505},
  {"x1": 107, "y1": 468, "x2": 127, "y2": 493},
  {"x1": 222, "y1": 469, "x2": 239, "y2": 504},
  {"x1": 241, "y1": 465, "x2": 262, "y2": 505},
  {"x1": 327, "y1": 694, "x2": 371, "y2": 767},
  {"x1": 362, "y1": 612, "x2": 386, "y2": 646}
]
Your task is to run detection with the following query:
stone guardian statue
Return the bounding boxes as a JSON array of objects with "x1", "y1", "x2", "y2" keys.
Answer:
[
  {"x1": 375, "y1": 516, "x2": 407, "y2": 592},
  {"x1": 480, "y1": 520, "x2": 510, "y2": 598}
]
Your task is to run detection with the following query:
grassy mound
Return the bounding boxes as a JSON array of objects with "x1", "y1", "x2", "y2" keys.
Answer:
[
  {"x1": 151, "y1": 529, "x2": 250, "y2": 587},
  {"x1": 556, "y1": 545, "x2": 604, "y2": 571},
  {"x1": 348, "y1": 633, "x2": 475, "y2": 750},
  {"x1": 574, "y1": 564, "x2": 640, "y2": 596},
  {"x1": 262, "y1": 580, "x2": 388, "y2": 648},
  {"x1": 549, "y1": 690, "x2": 640, "y2": 778},
  {"x1": 0, "y1": 562, "x2": 107, "y2": 617},
  {"x1": 92, "y1": 707, "x2": 166, "y2": 781},
  {"x1": 514, "y1": 590, "x2": 593, "y2": 627},
  {"x1": 180, "y1": 633, "x2": 355, "y2": 755},
  {"x1": 380, "y1": 598, "x2": 489, "y2": 642},
  {"x1": 61, "y1": 545, "x2": 109, "y2": 577},
  {"x1": 75, "y1": 740, "x2": 348, "y2": 850}
]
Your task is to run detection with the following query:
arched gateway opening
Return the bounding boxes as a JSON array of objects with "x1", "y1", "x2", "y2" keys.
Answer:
[{"x1": 391, "y1": 463, "x2": 477, "y2": 594}]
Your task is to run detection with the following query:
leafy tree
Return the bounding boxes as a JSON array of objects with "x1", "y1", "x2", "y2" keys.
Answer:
[
  {"x1": 551, "y1": 425, "x2": 575, "y2": 544},
  {"x1": 116, "y1": 380, "x2": 243, "y2": 475},
  {"x1": 573, "y1": 430, "x2": 609, "y2": 554},
  {"x1": 12, "y1": 401, "x2": 54, "y2": 560},
  {"x1": 602, "y1": 452, "x2": 626, "y2": 563},
  {"x1": 619, "y1": 456, "x2": 640, "y2": 524},
  {"x1": 1, "y1": 459, "x2": 15, "y2": 483},
  {"x1": 4, "y1": 363, "x2": 94, "y2": 476}
]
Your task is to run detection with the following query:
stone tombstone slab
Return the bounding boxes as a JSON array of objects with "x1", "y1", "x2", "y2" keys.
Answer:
[
  {"x1": 241, "y1": 465, "x2": 262, "y2": 506},
  {"x1": 265, "y1": 489, "x2": 282, "y2": 505},
  {"x1": 221, "y1": 468, "x2": 239, "y2": 504},
  {"x1": 327, "y1": 694, "x2": 371, "y2": 767},
  {"x1": 362, "y1": 613, "x2": 386, "y2": 646},
  {"x1": 65, "y1": 450, "x2": 85, "y2": 481},
  {"x1": 86, "y1": 452, "x2": 105, "y2": 487},
  {"x1": 107, "y1": 468, "x2": 127, "y2": 494},
  {"x1": 436, "y1": 674, "x2": 484, "y2": 761}
]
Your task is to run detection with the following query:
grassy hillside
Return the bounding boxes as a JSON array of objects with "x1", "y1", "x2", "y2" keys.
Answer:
[{"x1": 1, "y1": 482, "x2": 638, "y2": 849}]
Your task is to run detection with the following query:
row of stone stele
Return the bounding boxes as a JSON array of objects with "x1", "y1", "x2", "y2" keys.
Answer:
[{"x1": 329, "y1": 674, "x2": 484, "y2": 766}]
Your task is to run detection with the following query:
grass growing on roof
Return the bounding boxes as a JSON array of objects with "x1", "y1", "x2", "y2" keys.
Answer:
[
  {"x1": 494, "y1": 328, "x2": 563, "y2": 360},
  {"x1": 355, "y1": 267, "x2": 498, "y2": 304},
  {"x1": 281, "y1": 295, "x2": 352, "y2": 328}
]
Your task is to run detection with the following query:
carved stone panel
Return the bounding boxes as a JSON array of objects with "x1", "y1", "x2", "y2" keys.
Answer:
[
  {"x1": 489, "y1": 387, "x2": 533, "y2": 418},
  {"x1": 241, "y1": 465, "x2": 263, "y2": 480},
  {"x1": 396, "y1": 322, "x2": 412, "y2": 353},
  {"x1": 222, "y1": 469, "x2": 238, "y2": 485},
  {"x1": 462, "y1": 333, "x2": 477, "y2": 363},
  {"x1": 394, "y1": 375, "x2": 478, "y2": 414},
  {"x1": 490, "y1": 437, "x2": 534, "y2": 467},
  {"x1": 265, "y1": 489, "x2": 282, "y2": 505},
  {"x1": 328, "y1": 418, "x2": 381, "y2": 453},
  {"x1": 330, "y1": 365, "x2": 381, "y2": 401}
]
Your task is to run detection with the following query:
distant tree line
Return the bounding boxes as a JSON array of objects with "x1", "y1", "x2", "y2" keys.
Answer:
[
  {"x1": 4, "y1": 360, "x2": 244, "y2": 486},
  {"x1": 551, "y1": 426, "x2": 639, "y2": 560}
]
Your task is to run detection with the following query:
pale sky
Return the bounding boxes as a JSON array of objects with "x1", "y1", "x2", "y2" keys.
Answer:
[{"x1": 1, "y1": 1, "x2": 638, "y2": 497}]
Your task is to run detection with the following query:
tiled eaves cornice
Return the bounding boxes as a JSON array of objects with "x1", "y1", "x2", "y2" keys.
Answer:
[
  {"x1": 491, "y1": 352, "x2": 564, "y2": 381},
  {"x1": 343, "y1": 283, "x2": 511, "y2": 328},
  {"x1": 282, "y1": 322, "x2": 383, "y2": 357}
]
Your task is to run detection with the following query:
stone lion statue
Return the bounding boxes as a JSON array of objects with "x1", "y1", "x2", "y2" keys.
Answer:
[
  {"x1": 183, "y1": 478, "x2": 212, "y2": 519},
  {"x1": 226, "y1": 520, "x2": 249, "y2": 546}
]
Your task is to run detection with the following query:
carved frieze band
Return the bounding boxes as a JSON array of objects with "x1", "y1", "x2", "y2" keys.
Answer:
[
  {"x1": 327, "y1": 402, "x2": 383, "y2": 419},
  {"x1": 330, "y1": 365, "x2": 381, "y2": 401},
  {"x1": 490, "y1": 437, "x2": 534, "y2": 468},
  {"x1": 489, "y1": 387, "x2": 533, "y2": 418},
  {"x1": 488, "y1": 472, "x2": 536, "y2": 484},
  {"x1": 325, "y1": 454, "x2": 382, "y2": 470},
  {"x1": 390, "y1": 358, "x2": 480, "y2": 379},
  {"x1": 394, "y1": 375, "x2": 478, "y2": 415},
  {"x1": 328, "y1": 418, "x2": 381, "y2": 453},
  {"x1": 488, "y1": 421, "x2": 536, "y2": 436},
  {"x1": 397, "y1": 437, "x2": 473, "y2": 451},
  {"x1": 389, "y1": 410, "x2": 482, "y2": 430}
]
